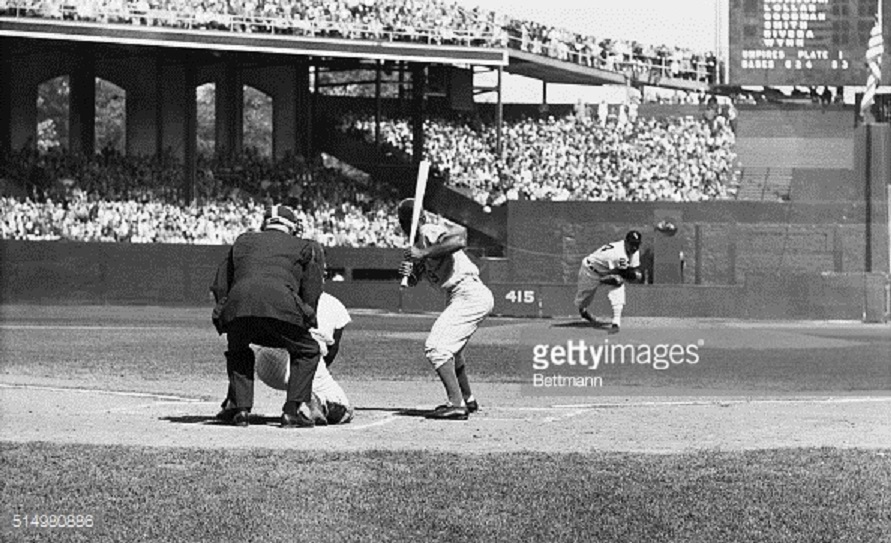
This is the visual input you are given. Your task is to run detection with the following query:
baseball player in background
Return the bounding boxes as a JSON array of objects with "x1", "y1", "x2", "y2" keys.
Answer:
[
  {"x1": 575, "y1": 230, "x2": 643, "y2": 334},
  {"x1": 398, "y1": 198, "x2": 494, "y2": 421}
]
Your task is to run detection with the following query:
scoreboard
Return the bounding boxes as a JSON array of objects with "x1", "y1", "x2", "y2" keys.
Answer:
[{"x1": 728, "y1": 0, "x2": 891, "y2": 86}]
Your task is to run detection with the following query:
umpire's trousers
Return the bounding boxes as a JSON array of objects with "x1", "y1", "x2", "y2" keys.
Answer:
[{"x1": 225, "y1": 317, "x2": 320, "y2": 411}]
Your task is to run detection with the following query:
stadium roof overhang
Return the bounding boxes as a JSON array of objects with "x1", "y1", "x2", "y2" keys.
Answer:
[
  {"x1": 0, "y1": 17, "x2": 508, "y2": 67},
  {"x1": 505, "y1": 49, "x2": 627, "y2": 86}
]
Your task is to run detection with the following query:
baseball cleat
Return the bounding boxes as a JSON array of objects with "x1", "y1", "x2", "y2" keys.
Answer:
[
  {"x1": 425, "y1": 405, "x2": 469, "y2": 420},
  {"x1": 281, "y1": 402, "x2": 316, "y2": 428},
  {"x1": 217, "y1": 407, "x2": 250, "y2": 427},
  {"x1": 216, "y1": 399, "x2": 251, "y2": 426},
  {"x1": 232, "y1": 410, "x2": 250, "y2": 427},
  {"x1": 579, "y1": 308, "x2": 595, "y2": 323},
  {"x1": 465, "y1": 399, "x2": 480, "y2": 413},
  {"x1": 607, "y1": 324, "x2": 620, "y2": 335}
]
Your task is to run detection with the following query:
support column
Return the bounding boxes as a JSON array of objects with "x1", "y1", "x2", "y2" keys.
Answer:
[
  {"x1": 183, "y1": 66, "x2": 197, "y2": 204},
  {"x1": 411, "y1": 63, "x2": 426, "y2": 164},
  {"x1": 159, "y1": 62, "x2": 189, "y2": 159},
  {"x1": 126, "y1": 57, "x2": 160, "y2": 157},
  {"x1": 69, "y1": 48, "x2": 96, "y2": 156},
  {"x1": 856, "y1": 123, "x2": 891, "y2": 273},
  {"x1": 295, "y1": 62, "x2": 311, "y2": 159},
  {"x1": 375, "y1": 60, "x2": 382, "y2": 149},
  {"x1": 0, "y1": 60, "x2": 10, "y2": 153},
  {"x1": 215, "y1": 61, "x2": 243, "y2": 157},
  {"x1": 496, "y1": 66, "x2": 503, "y2": 160}
]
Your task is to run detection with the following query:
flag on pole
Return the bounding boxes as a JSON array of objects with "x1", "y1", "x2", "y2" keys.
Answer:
[{"x1": 860, "y1": 2, "x2": 884, "y2": 121}]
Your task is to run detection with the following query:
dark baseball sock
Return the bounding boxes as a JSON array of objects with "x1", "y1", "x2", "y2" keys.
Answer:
[
  {"x1": 455, "y1": 360, "x2": 472, "y2": 402},
  {"x1": 435, "y1": 359, "x2": 464, "y2": 407}
]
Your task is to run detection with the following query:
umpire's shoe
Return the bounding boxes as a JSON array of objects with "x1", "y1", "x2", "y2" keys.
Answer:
[
  {"x1": 216, "y1": 399, "x2": 251, "y2": 427},
  {"x1": 281, "y1": 401, "x2": 316, "y2": 428},
  {"x1": 426, "y1": 405, "x2": 469, "y2": 421}
]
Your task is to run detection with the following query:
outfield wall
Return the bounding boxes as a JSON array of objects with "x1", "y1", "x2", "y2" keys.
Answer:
[
  {"x1": 505, "y1": 200, "x2": 871, "y2": 286},
  {"x1": 1, "y1": 240, "x2": 887, "y2": 321}
]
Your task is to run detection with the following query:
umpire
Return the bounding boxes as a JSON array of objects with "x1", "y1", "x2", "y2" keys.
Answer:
[{"x1": 210, "y1": 204, "x2": 325, "y2": 428}]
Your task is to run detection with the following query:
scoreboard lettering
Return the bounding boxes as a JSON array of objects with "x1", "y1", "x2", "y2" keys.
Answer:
[{"x1": 729, "y1": 0, "x2": 891, "y2": 86}]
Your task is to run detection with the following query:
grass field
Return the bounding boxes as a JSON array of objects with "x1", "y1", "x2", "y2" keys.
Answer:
[{"x1": 1, "y1": 305, "x2": 890, "y2": 542}]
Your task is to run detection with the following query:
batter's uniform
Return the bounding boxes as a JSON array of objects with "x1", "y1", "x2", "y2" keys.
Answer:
[
  {"x1": 412, "y1": 223, "x2": 494, "y2": 371},
  {"x1": 574, "y1": 240, "x2": 640, "y2": 313}
]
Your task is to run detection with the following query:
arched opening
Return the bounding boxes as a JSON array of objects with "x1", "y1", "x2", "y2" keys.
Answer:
[
  {"x1": 95, "y1": 78, "x2": 125, "y2": 155},
  {"x1": 243, "y1": 85, "x2": 272, "y2": 157},
  {"x1": 197, "y1": 82, "x2": 216, "y2": 157},
  {"x1": 37, "y1": 75, "x2": 69, "y2": 152}
]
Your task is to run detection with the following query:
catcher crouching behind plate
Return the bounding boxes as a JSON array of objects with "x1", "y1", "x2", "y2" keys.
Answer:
[{"x1": 252, "y1": 291, "x2": 354, "y2": 425}]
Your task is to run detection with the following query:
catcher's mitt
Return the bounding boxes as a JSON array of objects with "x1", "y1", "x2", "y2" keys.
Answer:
[
  {"x1": 618, "y1": 267, "x2": 642, "y2": 283},
  {"x1": 600, "y1": 274, "x2": 624, "y2": 287}
]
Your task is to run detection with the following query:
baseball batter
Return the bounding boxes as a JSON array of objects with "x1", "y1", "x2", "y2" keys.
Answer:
[
  {"x1": 575, "y1": 230, "x2": 642, "y2": 334},
  {"x1": 398, "y1": 198, "x2": 494, "y2": 421}
]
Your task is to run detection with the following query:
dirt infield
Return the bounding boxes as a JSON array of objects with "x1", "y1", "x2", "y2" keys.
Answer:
[
  {"x1": 2, "y1": 379, "x2": 891, "y2": 453},
  {"x1": 1, "y1": 305, "x2": 889, "y2": 454}
]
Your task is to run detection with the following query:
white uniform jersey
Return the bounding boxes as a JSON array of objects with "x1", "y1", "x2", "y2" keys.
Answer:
[
  {"x1": 310, "y1": 292, "x2": 351, "y2": 357},
  {"x1": 583, "y1": 240, "x2": 640, "y2": 275},
  {"x1": 416, "y1": 223, "x2": 479, "y2": 291}
]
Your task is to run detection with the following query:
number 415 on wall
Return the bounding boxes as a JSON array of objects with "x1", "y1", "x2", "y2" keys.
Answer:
[{"x1": 505, "y1": 290, "x2": 536, "y2": 303}]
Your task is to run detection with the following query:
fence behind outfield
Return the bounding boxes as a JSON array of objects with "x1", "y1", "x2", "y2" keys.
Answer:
[{"x1": 0, "y1": 240, "x2": 886, "y2": 322}]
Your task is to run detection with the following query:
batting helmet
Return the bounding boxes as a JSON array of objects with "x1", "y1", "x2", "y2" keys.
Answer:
[
  {"x1": 397, "y1": 198, "x2": 415, "y2": 225},
  {"x1": 262, "y1": 204, "x2": 302, "y2": 236}
]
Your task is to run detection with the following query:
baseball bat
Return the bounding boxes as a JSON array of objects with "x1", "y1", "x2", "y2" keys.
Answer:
[{"x1": 401, "y1": 159, "x2": 430, "y2": 289}]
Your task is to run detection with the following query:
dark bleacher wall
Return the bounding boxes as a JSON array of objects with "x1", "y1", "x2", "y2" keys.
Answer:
[
  {"x1": 1, "y1": 240, "x2": 885, "y2": 320},
  {"x1": 0, "y1": 241, "x2": 403, "y2": 305}
]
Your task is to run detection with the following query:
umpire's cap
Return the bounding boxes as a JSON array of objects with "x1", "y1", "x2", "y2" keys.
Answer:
[
  {"x1": 625, "y1": 230, "x2": 642, "y2": 247},
  {"x1": 262, "y1": 204, "x2": 302, "y2": 235}
]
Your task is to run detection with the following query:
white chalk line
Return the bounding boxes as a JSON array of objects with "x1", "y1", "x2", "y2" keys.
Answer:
[
  {"x1": 551, "y1": 396, "x2": 891, "y2": 409},
  {"x1": 345, "y1": 416, "x2": 400, "y2": 430},
  {"x1": 0, "y1": 383, "x2": 213, "y2": 404},
  {"x1": 0, "y1": 325, "x2": 189, "y2": 330},
  {"x1": 543, "y1": 408, "x2": 588, "y2": 423}
]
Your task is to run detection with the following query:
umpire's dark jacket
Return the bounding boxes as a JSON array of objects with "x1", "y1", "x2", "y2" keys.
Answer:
[{"x1": 210, "y1": 229, "x2": 324, "y2": 333}]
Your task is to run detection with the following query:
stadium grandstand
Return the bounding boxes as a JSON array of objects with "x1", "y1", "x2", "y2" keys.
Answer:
[{"x1": 0, "y1": 0, "x2": 885, "y2": 268}]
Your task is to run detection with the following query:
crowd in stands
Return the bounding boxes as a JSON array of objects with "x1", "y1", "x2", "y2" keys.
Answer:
[
  {"x1": 0, "y1": 0, "x2": 499, "y2": 44},
  {"x1": 504, "y1": 20, "x2": 717, "y2": 84},
  {"x1": 0, "y1": 149, "x2": 406, "y2": 246},
  {"x1": 340, "y1": 106, "x2": 737, "y2": 206},
  {"x1": 1, "y1": 0, "x2": 718, "y2": 83}
]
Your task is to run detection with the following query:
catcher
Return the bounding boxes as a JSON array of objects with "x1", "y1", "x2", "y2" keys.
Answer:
[{"x1": 575, "y1": 230, "x2": 643, "y2": 334}]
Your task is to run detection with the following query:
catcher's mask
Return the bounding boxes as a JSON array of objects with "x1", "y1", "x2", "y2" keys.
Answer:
[{"x1": 262, "y1": 204, "x2": 302, "y2": 236}]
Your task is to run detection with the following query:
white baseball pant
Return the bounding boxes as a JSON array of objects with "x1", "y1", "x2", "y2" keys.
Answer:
[{"x1": 425, "y1": 276, "x2": 494, "y2": 370}]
